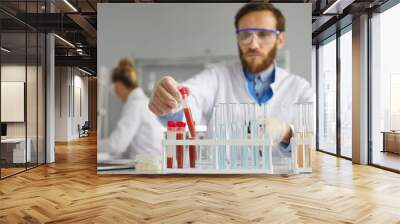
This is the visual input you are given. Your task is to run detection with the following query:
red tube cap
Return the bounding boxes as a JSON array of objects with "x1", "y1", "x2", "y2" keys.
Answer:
[
  {"x1": 176, "y1": 121, "x2": 186, "y2": 128},
  {"x1": 179, "y1": 87, "x2": 189, "y2": 96},
  {"x1": 167, "y1": 121, "x2": 176, "y2": 127}
]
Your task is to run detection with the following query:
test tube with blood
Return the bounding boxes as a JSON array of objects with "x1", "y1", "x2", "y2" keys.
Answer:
[
  {"x1": 166, "y1": 121, "x2": 176, "y2": 168},
  {"x1": 176, "y1": 121, "x2": 186, "y2": 169},
  {"x1": 179, "y1": 87, "x2": 197, "y2": 168},
  {"x1": 179, "y1": 87, "x2": 196, "y2": 138}
]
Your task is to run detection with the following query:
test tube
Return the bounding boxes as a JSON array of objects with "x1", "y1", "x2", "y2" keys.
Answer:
[
  {"x1": 179, "y1": 87, "x2": 196, "y2": 138},
  {"x1": 262, "y1": 104, "x2": 272, "y2": 171},
  {"x1": 176, "y1": 121, "x2": 186, "y2": 169},
  {"x1": 229, "y1": 104, "x2": 238, "y2": 169},
  {"x1": 246, "y1": 103, "x2": 255, "y2": 168},
  {"x1": 241, "y1": 103, "x2": 254, "y2": 169},
  {"x1": 214, "y1": 104, "x2": 226, "y2": 170},
  {"x1": 296, "y1": 103, "x2": 304, "y2": 169},
  {"x1": 305, "y1": 103, "x2": 314, "y2": 168},
  {"x1": 255, "y1": 104, "x2": 267, "y2": 170},
  {"x1": 166, "y1": 121, "x2": 176, "y2": 169},
  {"x1": 189, "y1": 137, "x2": 196, "y2": 168}
]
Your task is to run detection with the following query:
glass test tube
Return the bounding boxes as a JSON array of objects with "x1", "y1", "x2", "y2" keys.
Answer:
[
  {"x1": 249, "y1": 103, "x2": 258, "y2": 169},
  {"x1": 189, "y1": 137, "x2": 196, "y2": 168},
  {"x1": 305, "y1": 103, "x2": 314, "y2": 168},
  {"x1": 229, "y1": 104, "x2": 238, "y2": 170},
  {"x1": 218, "y1": 104, "x2": 227, "y2": 170},
  {"x1": 296, "y1": 104, "x2": 304, "y2": 169},
  {"x1": 295, "y1": 102, "x2": 314, "y2": 169},
  {"x1": 179, "y1": 87, "x2": 196, "y2": 138},
  {"x1": 176, "y1": 121, "x2": 186, "y2": 169},
  {"x1": 166, "y1": 121, "x2": 176, "y2": 168},
  {"x1": 179, "y1": 87, "x2": 196, "y2": 169},
  {"x1": 241, "y1": 103, "x2": 254, "y2": 169},
  {"x1": 262, "y1": 104, "x2": 272, "y2": 171}
]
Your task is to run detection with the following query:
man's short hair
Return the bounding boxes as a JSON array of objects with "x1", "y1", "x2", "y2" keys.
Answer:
[{"x1": 235, "y1": 3, "x2": 286, "y2": 32}]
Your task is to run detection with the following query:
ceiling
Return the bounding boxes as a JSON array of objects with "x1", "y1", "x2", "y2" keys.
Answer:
[{"x1": 0, "y1": 0, "x2": 393, "y2": 75}]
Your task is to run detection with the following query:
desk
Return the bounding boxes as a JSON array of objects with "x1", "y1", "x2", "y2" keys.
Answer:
[
  {"x1": 382, "y1": 131, "x2": 400, "y2": 154},
  {"x1": 1, "y1": 138, "x2": 31, "y2": 164}
]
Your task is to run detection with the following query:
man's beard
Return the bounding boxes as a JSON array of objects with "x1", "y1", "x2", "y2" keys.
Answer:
[{"x1": 239, "y1": 44, "x2": 278, "y2": 74}]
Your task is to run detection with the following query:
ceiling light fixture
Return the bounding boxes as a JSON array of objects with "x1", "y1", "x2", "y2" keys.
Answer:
[
  {"x1": 63, "y1": 0, "x2": 78, "y2": 12},
  {"x1": 1, "y1": 47, "x2": 11, "y2": 53},
  {"x1": 54, "y1": 34, "x2": 75, "y2": 48},
  {"x1": 322, "y1": 0, "x2": 354, "y2": 15},
  {"x1": 78, "y1": 67, "x2": 93, "y2": 76}
]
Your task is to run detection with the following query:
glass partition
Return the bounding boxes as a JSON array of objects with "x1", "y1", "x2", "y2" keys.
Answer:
[
  {"x1": 339, "y1": 29, "x2": 352, "y2": 158},
  {"x1": 317, "y1": 36, "x2": 337, "y2": 155},
  {"x1": 371, "y1": 3, "x2": 400, "y2": 171},
  {"x1": 1, "y1": 31, "x2": 28, "y2": 177},
  {"x1": 0, "y1": 1, "x2": 46, "y2": 179}
]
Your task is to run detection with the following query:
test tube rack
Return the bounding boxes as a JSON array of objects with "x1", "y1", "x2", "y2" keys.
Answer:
[
  {"x1": 162, "y1": 102, "x2": 314, "y2": 175},
  {"x1": 161, "y1": 128, "x2": 312, "y2": 175}
]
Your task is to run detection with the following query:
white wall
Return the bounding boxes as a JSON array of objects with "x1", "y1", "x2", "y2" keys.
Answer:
[
  {"x1": 98, "y1": 3, "x2": 311, "y2": 80},
  {"x1": 55, "y1": 67, "x2": 89, "y2": 141},
  {"x1": 1, "y1": 65, "x2": 29, "y2": 138}
]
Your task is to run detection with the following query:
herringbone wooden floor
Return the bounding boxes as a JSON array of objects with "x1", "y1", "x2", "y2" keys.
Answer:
[{"x1": 1, "y1": 134, "x2": 400, "y2": 224}]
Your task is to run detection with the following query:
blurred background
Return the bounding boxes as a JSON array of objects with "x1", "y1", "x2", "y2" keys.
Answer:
[{"x1": 97, "y1": 3, "x2": 312, "y2": 144}]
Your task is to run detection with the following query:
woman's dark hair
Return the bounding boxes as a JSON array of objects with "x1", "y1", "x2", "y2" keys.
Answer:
[
  {"x1": 234, "y1": 3, "x2": 286, "y2": 32},
  {"x1": 111, "y1": 58, "x2": 138, "y2": 89}
]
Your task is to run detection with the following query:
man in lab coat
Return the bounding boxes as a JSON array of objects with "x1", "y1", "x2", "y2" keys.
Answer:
[{"x1": 148, "y1": 3, "x2": 314, "y2": 149}]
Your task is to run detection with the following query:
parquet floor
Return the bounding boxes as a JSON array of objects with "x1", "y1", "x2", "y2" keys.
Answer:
[{"x1": 1, "y1": 134, "x2": 400, "y2": 223}]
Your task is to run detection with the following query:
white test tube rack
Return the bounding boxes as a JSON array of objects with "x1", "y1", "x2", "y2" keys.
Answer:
[
  {"x1": 161, "y1": 101, "x2": 314, "y2": 175},
  {"x1": 161, "y1": 129, "x2": 312, "y2": 175},
  {"x1": 162, "y1": 138, "x2": 273, "y2": 174}
]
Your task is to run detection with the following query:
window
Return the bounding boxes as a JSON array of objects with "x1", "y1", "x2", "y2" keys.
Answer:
[
  {"x1": 318, "y1": 36, "x2": 337, "y2": 154},
  {"x1": 340, "y1": 29, "x2": 352, "y2": 158},
  {"x1": 371, "y1": 3, "x2": 400, "y2": 171}
]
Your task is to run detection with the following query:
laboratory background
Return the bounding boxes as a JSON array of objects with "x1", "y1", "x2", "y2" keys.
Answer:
[
  {"x1": 1, "y1": 0, "x2": 400, "y2": 223},
  {"x1": 97, "y1": 3, "x2": 312, "y2": 171}
]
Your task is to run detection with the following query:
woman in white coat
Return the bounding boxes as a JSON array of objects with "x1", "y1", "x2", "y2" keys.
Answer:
[{"x1": 107, "y1": 58, "x2": 163, "y2": 160}]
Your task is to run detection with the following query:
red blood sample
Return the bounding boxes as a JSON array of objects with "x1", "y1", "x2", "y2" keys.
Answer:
[
  {"x1": 166, "y1": 121, "x2": 176, "y2": 169},
  {"x1": 176, "y1": 122, "x2": 186, "y2": 169},
  {"x1": 189, "y1": 140, "x2": 196, "y2": 168},
  {"x1": 179, "y1": 87, "x2": 196, "y2": 138},
  {"x1": 167, "y1": 157, "x2": 173, "y2": 168},
  {"x1": 183, "y1": 107, "x2": 196, "y2": 138}
]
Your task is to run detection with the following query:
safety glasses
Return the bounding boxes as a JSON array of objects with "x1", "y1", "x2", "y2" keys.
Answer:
[{"x1": 236, "y1": 28, "x2": 280, "y2": 45}]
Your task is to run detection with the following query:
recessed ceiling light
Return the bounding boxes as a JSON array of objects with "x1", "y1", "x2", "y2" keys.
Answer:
[
  {"x1": 63, "y1": 0, "x2": 78, "y2": 12},
  {"x1": 78, "y1": 67, "x2": 92, "y2": 76},
  {"x1": 1, "y1": 47, "x2": 11, "y2": 53},
  {"x1": 54, "y1": 34, "x2": 75, "y2": 48}
]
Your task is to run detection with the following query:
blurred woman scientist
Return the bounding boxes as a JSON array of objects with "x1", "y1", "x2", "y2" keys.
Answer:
[{"x1": 107, "y1": 58, "x2": 163, "y2": 160}]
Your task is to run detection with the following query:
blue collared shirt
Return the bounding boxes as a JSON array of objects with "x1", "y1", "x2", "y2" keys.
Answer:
[{"x1": 244, "y1": 65, "x2": 275, "y2": 105}]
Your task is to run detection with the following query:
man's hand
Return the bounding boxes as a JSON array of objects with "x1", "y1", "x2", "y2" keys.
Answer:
[
  {"x1": 148, "y1": 76, "x2": 185, "y2": 116},
  {"x1": 264, "y1": 117, "x2": 292, "y2": 145}
]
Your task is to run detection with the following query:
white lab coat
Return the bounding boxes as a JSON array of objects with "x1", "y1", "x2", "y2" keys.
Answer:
[
  {"x1": 182, "y1": 61, "x2": 314, "y2": 133},
  {"x1": 108, "y1": 87, "x2": 163, "y2": 159}
]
